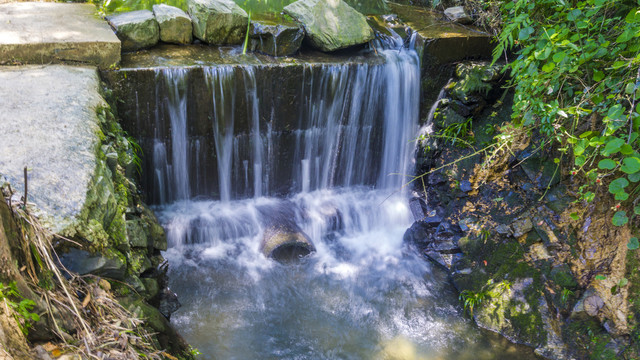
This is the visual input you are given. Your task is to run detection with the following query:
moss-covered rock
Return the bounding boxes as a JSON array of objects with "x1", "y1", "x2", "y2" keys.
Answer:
[
  {"x1": 107, "y1": 10, "x2": 160, "y2": 52},
  {"x1": 153, "y1": 4, "x2": 193, "y2": 45},
  {"x1": 284, "y1": 0, "x2": 375, "y2": 52},
  {"x1": 187, "y1": 0, "x2": 248, "y2": 45}
]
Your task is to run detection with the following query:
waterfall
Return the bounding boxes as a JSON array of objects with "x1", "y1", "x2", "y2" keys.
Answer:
[
  {"x1": 147, "y1": 43, "x2": 419, "y2": 203},
  {"x1": 152, "y1": 68, "x2": 190, "y2": 203},
  {"x1": 140, "y1": 36, "x2": 538, "y2": 359}
]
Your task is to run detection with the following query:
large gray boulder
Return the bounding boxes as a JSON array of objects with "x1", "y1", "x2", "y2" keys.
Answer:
[
  {"x1": 284, "y1": 0, "x2": 375, "y2": 52},
  {"x1": 250, "y1": 17, "x2": 305, "y2": 56},
  {"x1": 107, "y1": 10, "x2": 159, "y2": 52},
  {"x1": 152, "y1": 4, "x2": 193, "y2": 45},
  {"x1": 187, "y1": 0, "x2": 248, "y2": 45}
]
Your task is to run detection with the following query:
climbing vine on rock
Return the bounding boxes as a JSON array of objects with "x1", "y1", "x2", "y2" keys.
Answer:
[{"x1": 494, "y1": 0, "x2": 640, "y2": 228}]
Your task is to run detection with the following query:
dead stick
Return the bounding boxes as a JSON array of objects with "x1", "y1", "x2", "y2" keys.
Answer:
[{"x1": 23, "y1": 166, "x2": 28, "y2": 211}]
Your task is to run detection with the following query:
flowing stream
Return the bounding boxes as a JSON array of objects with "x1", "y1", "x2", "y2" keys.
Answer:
[{"x1": 149, "y1": 38, "x2": 537, "y2": 359}]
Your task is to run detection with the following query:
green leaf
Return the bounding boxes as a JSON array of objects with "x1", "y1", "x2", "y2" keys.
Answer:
[
  {"x1": 579, "y1": 131, "x2": 596, "y2": 139},
  {"x1": 621, "y1": 144, "x2": 634, "y2": 155},
  {"x1": 584, "y1": 192, "x2": 595, "y2": 202},
  {"x1": 603, "y1": 137, "x2": 625, "y2": 155},
  {"x1": 626, "y1": 9, "x2": 640, "y2": 23},
  {"x1": 619, "y1": 277, "x2": 629, "y2": 287},
  {"x1": 567, "y1": 9, "x2": 582, "y2": 21},
  {"x1": 552, "y1": 51, "x2": 566, "y2": 63},
  {"x1": 617, "y1": 29, "x2": 635, "y2": 43},
  {"x1": 612, "y1": 60, "x2": 627, "y2": 69},
  {"x1": 626, "y1": 82, "x2": 636, "y2": 94},
  {"x1": 595, "y1": 275, "x2": 607, "y2": 280},
  {"x1": 609, "y1": 177, "x2": 630, "y2": 194},
  {"x1": 542, "y1": 62, "x2": 555, "y2": 72},
  {"x1": 598, "y1": 159, "x2": 617, "y2": 169},
  {"x1": 518, "y1": 27, "x2": 534, "y2": 40},
  {"x1": 615, "y1": 191, "x2": 629, "y2": 201},
  {"x1": 621, "y1": 157, "x2": 640, "y2": 174},
  {"x1": 613, "y1": 210, "x2": 629, "y2": 226},
  {"x1": 629, "y1": 172, "x2": 640, "y2": 182},
  {"x1": 570, "y1": 212, "x2": 580, "y2": 220},
  {"x1": 593, "y1": 70, "x2": 605, "y2": 82},
  {"x1": 628, "y1": 237, "x2": 640, "y2": 250}
]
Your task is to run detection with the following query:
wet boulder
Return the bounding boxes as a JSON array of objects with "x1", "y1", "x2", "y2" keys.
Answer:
[
  {"x1": 152, "y1": 4, "x2": 193, "y2": 45},
  {"x1": 187, "y1": 0, "x2": 248, "y2": 45},
  {"x1": 261, "y1": 225, "x2": 316, "y2": 262},
  {"x1": 107, "y1": 10, "x2": 159, "y2": 52},
  {"x1": 250, "y1": 17, "x2": 305, "y2": 56},
  {"x1": 283, "y1": 0, "x2": 375, "y2": 52}
]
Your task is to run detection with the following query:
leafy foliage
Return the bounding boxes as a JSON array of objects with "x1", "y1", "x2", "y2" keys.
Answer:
[
  {"x1": 0, "y1": 282, "x2": 40, "y2": 335},
  {"x1": 459, "y1": 289, "x2": 487, "y2": 315},
  {"x1": 494, "y1": 0, "x2": 640, "y2": 228}
]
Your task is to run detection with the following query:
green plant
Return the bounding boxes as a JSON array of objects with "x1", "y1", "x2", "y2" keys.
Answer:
[
  {"x1": 561, "y1": 288, "x2": 575, "y2": 304},
  {"x1": 459, "y1": 289, "x2": 487, "y2": 316},
  {"x1": 127, "y1": 136, "x2": 144, "y2": 177},
  {"x1": 189, "y1": 346, "x2": 202, "y2": 357},
  {"x1": 0, "y1": 282, "x2": 40, "y2": 335},
  {"x1": 495, "y1": 279, "x2": 512, "y2": 294},
  {"x1": 242, "y1": 10, "x2": 252, "y2": 55},
  {"x1": 441, "y1": 117, "x2": 475, "y2": 148},
  {"x1": 494, "y1": 0, "x2": 640, "y2": 229},
  {"x1": 480, "y1": 228, "x2": 491, "y2": 242}
]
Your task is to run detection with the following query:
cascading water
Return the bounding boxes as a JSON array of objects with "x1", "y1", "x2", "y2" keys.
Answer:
[{"x1": 147, "y1": 34, "x2": 537, "y2": 358}]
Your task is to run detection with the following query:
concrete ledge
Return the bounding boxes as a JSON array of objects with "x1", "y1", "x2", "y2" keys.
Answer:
[
  {"x1": 0, "y1": 65, "x2": 104, "y2": 232},
  {"x1": 0, "y1": 2, "x2": 120, "y2": 68},
  {"x1": 389, "y1": 2, "x2": 493, "y2": 64}
]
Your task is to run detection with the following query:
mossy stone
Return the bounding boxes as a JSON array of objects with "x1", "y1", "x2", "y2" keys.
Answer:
[{"x1": 283, "y1": 0, "x2": 375, "y2": 52}]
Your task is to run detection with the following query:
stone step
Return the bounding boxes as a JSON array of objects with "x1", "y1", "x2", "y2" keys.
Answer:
[
  {"x1": 0, "y1": 65, "x2": 105, "y2": 233},
  {"x1": 0, "y1": 2, "x2": 120, "y2": 68},
  {"x1": 388, "y1": 2, "x2": 493, "y2": 64}
]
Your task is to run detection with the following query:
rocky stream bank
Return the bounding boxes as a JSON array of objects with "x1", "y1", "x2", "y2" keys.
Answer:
[{"x1": 406, "y1": 60, "x2": 640, "y2": 359}]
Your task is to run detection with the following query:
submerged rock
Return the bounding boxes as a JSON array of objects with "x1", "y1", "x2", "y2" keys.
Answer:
[
  {"x1": 250, "y1": 17, "x2": 305, "y2": 56},
  {"x1": 107, "y1": 10, "x2": 159, "y2": 52},
  {"x1": 283, "y1": 0, "x2": 375, "y2": 52},
  {"x1": 153, "y1": 4, "x2": 193, "y2": 45},
  {"x1": 261, "y1": 225, "x2": 316, "y2": 262},
  {"x1": 187, "y1": 0, "x2": 248, "y2": 45}
]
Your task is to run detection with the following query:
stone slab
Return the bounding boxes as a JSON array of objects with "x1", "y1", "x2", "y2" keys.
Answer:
[
  {"x1": 0, "y1": 2, "x2": 120, "y2": 68},
  {"x1": 0, "y1": 65, "x2": 105, "y2": 232},
  {"x1": 389, "y1": 2, "x2": 492, "y2": 64}
]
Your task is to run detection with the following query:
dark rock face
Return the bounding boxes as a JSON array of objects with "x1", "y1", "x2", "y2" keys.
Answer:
[
  {"x1": 158, "y1": 288, "x2": 181, "y2": 319},
  {"x1": 59, "y1": 246, "x2": 126, "y2": 280},
  {"x1": 409, "y1": 58, "x2": 640, "y2": 359}
]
